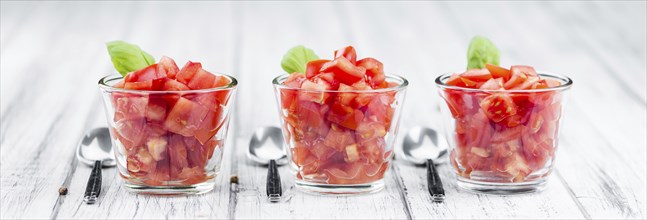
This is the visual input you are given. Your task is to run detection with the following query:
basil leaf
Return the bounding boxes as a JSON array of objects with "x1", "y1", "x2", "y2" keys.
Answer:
[
  {"x1": 467, "y1": 36, "x2": 500, "y2": 69},
  {"x1": 106, "y1": 41, "x2": 155, "y2": 76},
  {"x1": 281, "y1": 45, "x2": 319, "y2": 74}
]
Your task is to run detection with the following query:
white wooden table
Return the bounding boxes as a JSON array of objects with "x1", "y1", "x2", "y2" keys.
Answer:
[{"x1": 1, "y1": 1, "x2": 645, "y2": 219}]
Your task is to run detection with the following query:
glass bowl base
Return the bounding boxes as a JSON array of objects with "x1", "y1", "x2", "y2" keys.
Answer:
[
  {"x1": 122, "y1": 178, "x2": 216, "y2": 195},
  {"x1": 295, "y1": 179, "x2": 385, "y2": 195},
  {"x1": 457, "y1": 176, "x2": 547, "y2": 195}
]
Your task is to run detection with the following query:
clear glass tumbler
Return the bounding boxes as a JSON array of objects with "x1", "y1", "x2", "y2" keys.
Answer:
[
  {"x1": 436, "y1": 72, "x2": 572, "y2": 194},
  {"x1": 273, "y1": 74, "x2": 408, "y2": 195},
  {"x1": 98, "y1": 74, "x2": 237, "y2": 195}
]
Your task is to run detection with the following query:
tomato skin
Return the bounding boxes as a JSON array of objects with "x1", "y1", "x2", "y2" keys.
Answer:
[
  {"x1": 163, "y1": 97, "x2": 209, "y2": 137},
  {"x1": 176, "y1": 61, "x2": 202, "y2": 84},
  {"x1": 446, "y1": 73, "x2": 466, "y2": 87},
  {"x1": 306, "y1": 59, "x2": 331, "y2": 79},
  {"x1": 158, "y1": 56, "x2": 180, "y2": 79},
  {"x1": 334, "y1": 46, "x2": 357, "y2": 64},
  {"x1": 125, "y1": 64, "x2": 166, "y2": 83},
  {"x1": 486, "y1": 64, "x2": 511, "y2": 80},
  {"x1": 461, "y1": 68, "x2": 492, "y2": 82},
  {"x1": 356, "y1": 58, "x2": 385, "y2": 87},
  {"x1": 480, "y1": 93, "x2": 517, "y2": 123},
  {"x1": 320, "y1": 57, "x2": 366, "y2": 85},
  {"x1": 480, "y1": 78, "x2": 504, "y2": 90}
]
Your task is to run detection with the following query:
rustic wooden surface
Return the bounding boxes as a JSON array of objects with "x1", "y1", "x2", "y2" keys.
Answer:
[{"x1": 1, "y1": 1, "x2": 645, "y2": 219}]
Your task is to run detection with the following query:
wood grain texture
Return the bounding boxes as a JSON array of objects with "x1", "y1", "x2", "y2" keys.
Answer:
[{"x1": 1, "y1": 1, "x2": 645, "y2": 219}]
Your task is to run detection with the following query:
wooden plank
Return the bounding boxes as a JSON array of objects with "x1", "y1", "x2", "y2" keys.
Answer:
[
  {"x1": 0, "y1": 2, "x2": 117, "y2": 218},
  {"x1": 229, "y1": 2, "x2": 409, "y2": 219}
]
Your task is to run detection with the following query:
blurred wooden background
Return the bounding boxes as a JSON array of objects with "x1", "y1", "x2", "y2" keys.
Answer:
[{"x1": 1, "y1": 1, "x2": 645, "y2": 219}]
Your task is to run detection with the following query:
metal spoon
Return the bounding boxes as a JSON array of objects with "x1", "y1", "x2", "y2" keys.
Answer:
[
  {"x1": 400, "y1": 126, "x2": 448, "y2": 202},
  {"x1": 76, "y1": 127, "x2": 115, "y2": 204},
  {"x1": 248, "y1": 126, "x2": 287, "y2": 202}
]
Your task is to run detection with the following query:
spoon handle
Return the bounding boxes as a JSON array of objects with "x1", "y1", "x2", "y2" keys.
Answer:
[
  {"x1": 426, "y1": 159, "x2": 445, "y2": 202},
  {"x1": 266, "y1": 159, "x2": 282, "y2": 202},
  {"x1": 83, "y1": 160, "x2": 102, "y2": 204}
]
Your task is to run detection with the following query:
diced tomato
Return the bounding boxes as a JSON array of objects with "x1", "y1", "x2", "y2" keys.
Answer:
[
  {"x1": 313, "y1": 72, "x2": 340, "y2": 90},
  {"x1": 194, "y1": 109, "x2": 225, "y2": 144},
  {"x1": 124, "y1": 64, "x2": 166, "y2": 83},
  {"x1": 320, "y1": 57, "x2": 366, "y2": 85},
  {"x1": 124, "y1": 81, "x2": 153, "y2": 90},
  {"x1": 162, "y1": 79, "x2": 190, "y2": 91},
  {"x1": 158, "y1": 56, "x2": 180, "y2": 79},
  {"x1": 480, "y1": 93, "x2": 517, "y2": 122},
  {"x1": 306, "y1": 59, "x2": 331, "y2": 79},
  {"x1": 164, "y1": 97, "x2": 209, "y2": 137},
  {"x1": 176, "y1": 61, "x2": 202, "y2": 84},
  {"x1": 486, "y1": 64, "x2": 511, "y2": 81},
  {"x1": 334, "y1": 46, "x2": 357, "y2": 64},
  {"x1": 446, "y1": 73, "x2": 466, "y2": 87},
  {"x1": 186, "y1": 137, "x2": 208, "y2": 168},
  {"x1": 479, "y1": 78, "x2": 504, "y2": 90},
  {"x1": 504, "y1": 66, "x2": 538, "y2": 89},
  {"x1": 336, "y1": 83, "x2": 357, "y2": 106},
  {"x1": 187, "y1": 68, "x2": 217, "y2": 90},
  {"x1": 323, "y1": 124, "x2": 356, "y2": 151},
  {"x1": 299, "y1": 79, "x2": 331, "y2": 104},
  {"x1": 168, "y1": 135, "x2": 189, "y2": 178},
  {"x1": 461, "y1": 68, "x2": 492, "y2": 82},
  {"x1": 357, "y1": 58, "x2": 385, "y2": 87},
  {"x1": 145, "y1": 99, "x2": 167, "y2": 121},
  {"x1": 114, "y1": 94, "x2": 148, "y2": 121}
]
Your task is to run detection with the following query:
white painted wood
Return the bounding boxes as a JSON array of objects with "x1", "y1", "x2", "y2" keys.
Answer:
[{"x1": 1, "y1": 1, "x2": 645, "y2": 219}]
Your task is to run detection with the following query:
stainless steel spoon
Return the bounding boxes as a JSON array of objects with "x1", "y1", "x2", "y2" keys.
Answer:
[
  {"x1": 76, "y1": 127, "x2": 115, "y2": 204},
  {"x1": 400, "y1": 126, "x2": 448, "y2": 202},
  {"x1": 248, "y1": 126, "x2": 287, "y2": 202}
]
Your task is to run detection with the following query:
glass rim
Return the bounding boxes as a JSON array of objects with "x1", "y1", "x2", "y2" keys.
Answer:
[
  {"x1": 98, "y1": 73, "x2": 238, "y2": 94},
  {"x1": 272, "y1": 73, "x2": 409, "y2": 93},
  {"x1": 434, "y1": 71, "x2": 573, "y2": 93}
]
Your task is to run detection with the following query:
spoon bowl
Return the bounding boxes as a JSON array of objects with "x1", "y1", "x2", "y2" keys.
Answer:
[
  {"x1": 401, "y1": 126, "x2": 448, "y2": 165},
  {"x1": 76, "y1": 127, "x2": 115, "y2": 167},
  {"x1": 248, "y1": 126, "x2": 287, "y2": 165}
]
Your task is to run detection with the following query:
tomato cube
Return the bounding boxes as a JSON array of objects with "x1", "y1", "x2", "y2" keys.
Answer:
[{"x1": 320, "y1": 57, "x2": 366, "y2": 85}]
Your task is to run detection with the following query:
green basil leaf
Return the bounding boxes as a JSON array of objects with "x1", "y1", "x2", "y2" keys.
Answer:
[
  {"x1": 106, "y1": 41, "x2": 155, "y2": 76},
  {"x1": 281, "y1": 45, "x2": 319, "y2": 74},
  {"x1": 467, "y1": 36, "x2": 500, "y2": 69}
]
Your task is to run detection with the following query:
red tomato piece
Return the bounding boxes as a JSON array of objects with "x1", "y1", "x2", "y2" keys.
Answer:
[
  {"x1": 299, "y1": 79, "x2": 331, "y2": 104},
  {"x1": 176, "y1": 61, "x2": 202, "y2": 84},
  {"x1": 164, "y1": 97, "x2": 209, "y2": 137},
  {"x1": 124, "y1": 64, "x2": 166, "y2": 83},
  {"x1": 334, "y1": 46, "x2": 358, "y2": 64},
  {"x1": 187, "y1": 68, "x2": 217, "y2": 90},
  {"x1": 306, "y1": 59, "x2": 331, "y2": 79},
  {"x1": 158, "y1": 56, "x2": 180, "y2": 79},
  {"x1": 479, "y1": 78, "x2": 504, "y2": 90},
  {"x1": 356, "y1": 58, "x2": 385, "y2": 87},
  {"x1": 486, "y1": 64, "x2": 511, "y2": 81},
  {"x1": 480, "y1": 93, "x2": 517, "y2": 122},
  {"x1": 504, "y1": 66, "x2": 538, "y2": 89},
  {"x1": 320, "y1": 57, "x2": 366, "y2": 85},
  {"x1": 313, "y1": 72, "x2": 340, "y2": 90},
  {"x1": 124, "y1": 81, "x2": 153, "y2": 90},
  {"x1": 446, "y1": 73, "x2": 466, "y2": 87},
  {"x1": 162, "y1": 79, "x2": 190, "y2": 91},
  {"x1": 461, "y1": 68, "x2": 492, "y2": 82},
  {"x1": 168, "y1": 134, "x2": 189, "y2": 178}
]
